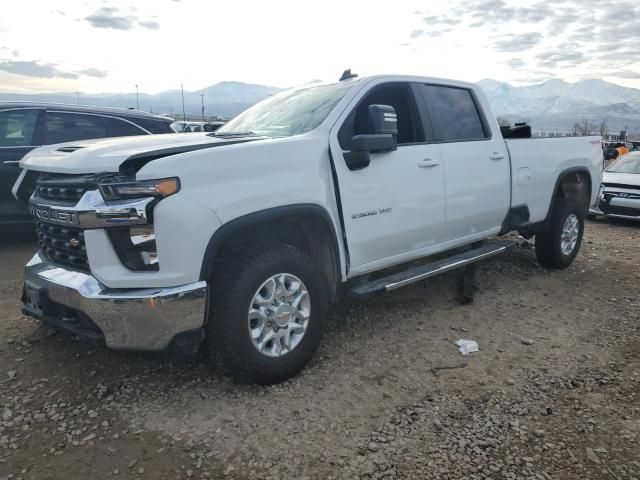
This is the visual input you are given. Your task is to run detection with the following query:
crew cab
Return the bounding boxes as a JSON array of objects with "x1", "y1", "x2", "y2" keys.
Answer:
[{"x1": 13, "y1": 74, "x2": 603, "y2": 383}]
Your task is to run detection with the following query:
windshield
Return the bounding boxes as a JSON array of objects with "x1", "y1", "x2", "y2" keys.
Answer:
[
  {"x1": 217, "y1": 82, "x2": 353, "y2": 138},
  {"x1": 607, "y1": 153, "x2": 640, "y2": 174}
]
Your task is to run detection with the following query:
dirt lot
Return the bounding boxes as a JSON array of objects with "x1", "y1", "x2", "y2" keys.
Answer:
[{"x1": 0, "y1": 219, "x2": 639, "y2": 480}]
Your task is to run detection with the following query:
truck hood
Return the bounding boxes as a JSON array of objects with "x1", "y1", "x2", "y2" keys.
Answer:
[
  {"x1": 602, "y1": 171, "x2": 640, "y2": 187},
  {"x1": 19, "y1": 132, "x2": 265, "y2": 174}
]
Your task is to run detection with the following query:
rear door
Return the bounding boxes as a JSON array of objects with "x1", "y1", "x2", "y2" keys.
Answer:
[
  {"x1": 418, "y1": 84, "x2": 510, "y2": 240},
  {"x1": 329, "y1": 81, "x2": 446, "y2": 275},
  {"x1": 0, "y1": 108, "x2": 43, "y2": 224}
]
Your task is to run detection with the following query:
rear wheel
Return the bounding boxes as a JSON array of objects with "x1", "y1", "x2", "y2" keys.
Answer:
[
  {"x1": 205, "y1": 244, "x2": 328, "y2": 384},
  {"x1": 535, "y1": 199, "x2": 584, "y2": 269}
]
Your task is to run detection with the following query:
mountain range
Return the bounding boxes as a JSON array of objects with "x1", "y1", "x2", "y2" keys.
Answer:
[
  {"x1": 478, "y1": 78, "x2": 640, "y2": 135},
  {"x1": 1, "y1": 78, "x2": 640, "y2": 135},
  {"x1": 0, "y1": 81, "x2": 285, "y2": 119}
]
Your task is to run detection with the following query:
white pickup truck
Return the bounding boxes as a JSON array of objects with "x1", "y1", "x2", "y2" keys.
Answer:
[{"x1": 14, "y1": 73, "x2": 603, "y2": 383}]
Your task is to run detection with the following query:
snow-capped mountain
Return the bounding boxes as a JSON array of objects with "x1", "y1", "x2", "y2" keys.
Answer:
[{"x1": 478, "y1": 78, "x2": 640, "y2": 133}]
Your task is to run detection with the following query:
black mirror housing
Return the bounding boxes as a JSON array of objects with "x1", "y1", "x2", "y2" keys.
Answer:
[
  {"x1": 351, "y1": 134, "x2": 397, "y2": 153},
  {"x1": 343, "y1": 104, "x2": 399, "y2": 171},
  {"x1": 368, "y1": 104, "x2": 398, "y2": 136}
]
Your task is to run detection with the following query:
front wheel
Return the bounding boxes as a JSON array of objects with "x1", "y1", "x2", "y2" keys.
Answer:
[
  {"x1": 535, "y1": 200, "x2": 585, "y2": 269},
  {"x1": 205, "y1": 244, "x2": 328, "y2": 384}
]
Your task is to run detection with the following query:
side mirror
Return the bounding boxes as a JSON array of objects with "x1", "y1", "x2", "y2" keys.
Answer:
[{"x1": 344, "y1": 105, "x2": 398, "y2": 171}]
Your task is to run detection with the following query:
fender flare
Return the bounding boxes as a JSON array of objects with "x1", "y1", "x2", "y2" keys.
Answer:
[
  {"x1": 199, "y1": 203, "x2": 343, "y2": 285},
  {"x1": 543, "y1": 166, "x2": 593, "y2": 224}
]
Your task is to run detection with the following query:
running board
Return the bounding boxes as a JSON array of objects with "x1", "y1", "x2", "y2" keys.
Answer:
[{"x1": 350, "y1": 240, "x2": 516, "y2": 295}]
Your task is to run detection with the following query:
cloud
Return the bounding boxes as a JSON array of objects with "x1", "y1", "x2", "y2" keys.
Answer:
[
  {"x1": 0, "y1": 60, "x2": 108, "y2": 80},
  {"x1": 0, "y1": 61, "x2": 78, "y2": 79},
  {"x1": 84, "y1": 7, "x2": 159, "y2": 31},
  {"x1": 494, "y1": 33, "x2": 543, "y2": 52},
  {"x1": 461, "y1": 0, "x2": 552, "y2": 27},
  {"x1": 422, "y1": 16, "x2": 461, "y2": 26},
  {"x1": 78, "y1": 67, "x2": 108, "y2": 78},
  {"x1": 611, "y1": 70, "x2": 640, "y2": 80},
  {"x1": 506, "y1": 58, "x2": 525, "y2": 69},
  {"x1": 408, "y1": 26, "x2": 452, "y2": 40},
  {"x1": 138, "y1": 20, "x2": 160, "y2": 30},
  {"x1": 537, "y1": 50, "x2": 584, "y2": 68}
]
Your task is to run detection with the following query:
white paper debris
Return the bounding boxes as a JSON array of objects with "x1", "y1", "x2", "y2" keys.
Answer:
[{"x1": 455, "y1": 339, "x2": 479, "y2": 356}]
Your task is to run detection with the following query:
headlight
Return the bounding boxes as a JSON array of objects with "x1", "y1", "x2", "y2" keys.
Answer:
[{"x1": 99, "y1": 177, "x2": 180, "y2": 201}]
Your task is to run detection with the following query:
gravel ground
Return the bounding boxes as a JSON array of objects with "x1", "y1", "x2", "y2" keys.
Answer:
[{"x1": 0, "y1": 218, "x2": 639, "y2": 480}]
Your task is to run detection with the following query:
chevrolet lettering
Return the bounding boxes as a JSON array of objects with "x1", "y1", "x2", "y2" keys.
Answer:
[{"x1": 29, "y1": 205, "x2": 79, "y2": 225}]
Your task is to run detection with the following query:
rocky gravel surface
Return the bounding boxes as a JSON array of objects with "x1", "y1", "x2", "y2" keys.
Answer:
[{"x1": 0, "y1": 218, "x2": 638, "y2": 479}]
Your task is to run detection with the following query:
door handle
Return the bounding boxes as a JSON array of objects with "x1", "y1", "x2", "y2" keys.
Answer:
[
  {"x1": 418, "y1": 158, "x2": 440, "y2": 168},
  {"x1": 489, "y1": 152, "x2": 505, "y2": 161}
]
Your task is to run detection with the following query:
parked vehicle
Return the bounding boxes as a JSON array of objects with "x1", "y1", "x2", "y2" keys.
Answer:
[
  {"x1": 172, "y1": 121, "x2": 224, "y2": 133},
  {"x1": 1, "y1": 103, "x2": 175, "y2": 228},
  {"x1": 14, "y1": 74, "x2": 603, "y2": 383},
  {"x1": 597, "y1": 151, "x2": 640, "y2": 220}
]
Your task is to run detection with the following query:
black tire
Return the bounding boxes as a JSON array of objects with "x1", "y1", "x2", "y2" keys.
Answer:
[
  {"x1": 204, "y1": 244, "x2": 328, "y2": 384},
  {"x1": 535, "y1": 199, "x2": 585, "y2": 269}
]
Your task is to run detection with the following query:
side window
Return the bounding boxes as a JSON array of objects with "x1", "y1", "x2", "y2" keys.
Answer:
[
  {"x1": 0, "y1": 109, "x2": 39, "y2": 146},
  {"x1": 339, "y1": 83, "x2": 424, "y2": 149},
  {"x1": 45, "y1": 112, "x2": 107, "y2": 144},
  {"x1": 422, "y1": 85, "x2": 487, "y2": 142},
  {"x1": 103, "y1": 117, "x2": 146, "y2": 137}
]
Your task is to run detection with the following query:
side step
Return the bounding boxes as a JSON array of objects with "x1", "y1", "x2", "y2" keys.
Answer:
[{"x1": 350, "y1": 240, "x2": 516, "y2": 295}]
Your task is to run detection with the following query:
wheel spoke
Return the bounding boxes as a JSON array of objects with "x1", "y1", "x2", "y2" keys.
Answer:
[
  {"x1": 254, "y1": 278, "x2": 277, "y2": 305},
  {"x1": 280, "y1": 329, "x2": 291, "y2": 350},
  {"x1": 258, "y1": 330, "x2": 276, "y2": 351},
  {"x1": 248, "y1": 308, "x2": 267, "y2": 339}
]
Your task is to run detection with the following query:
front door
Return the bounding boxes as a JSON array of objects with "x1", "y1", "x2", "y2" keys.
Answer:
[{"x1": 329, "y1": 82, "x2": 446, "y2": 276}]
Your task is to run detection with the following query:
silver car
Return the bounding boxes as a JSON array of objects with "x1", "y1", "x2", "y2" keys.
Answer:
[{"x1": 597, "y1": 152, "x2": 640, "y2": 220}]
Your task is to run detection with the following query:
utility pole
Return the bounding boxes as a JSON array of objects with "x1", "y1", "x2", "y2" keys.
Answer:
[
  {"x1": 181, "y1": 83, "x2": 186, "y2": 122},
  {"x1": 200, "y1": 94, "x2": 205, "y2": 122},
  {"x1": 75, "y1": 92, "x2": 80, "y2": 104},
  {"x1": 135, "y1": 84, "x2": 139, "y2": 110}
]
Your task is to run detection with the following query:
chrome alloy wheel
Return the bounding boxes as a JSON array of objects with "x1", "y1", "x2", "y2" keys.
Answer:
[
  {"x1": 560, "y1": 213, "x2": 580, "y2": 255},
  {"x1": 248, "y1": 273, "x2": 310, "y2": 357}
]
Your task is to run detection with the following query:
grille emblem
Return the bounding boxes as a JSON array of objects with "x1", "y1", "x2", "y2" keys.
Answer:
[{"x1": 69, "y1": 238, "x2": 80, "y2": 247}]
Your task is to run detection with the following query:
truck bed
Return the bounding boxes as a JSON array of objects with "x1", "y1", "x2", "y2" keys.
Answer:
[{"x1": 505, "y1": 136, "x2": 603, "y2": 223}]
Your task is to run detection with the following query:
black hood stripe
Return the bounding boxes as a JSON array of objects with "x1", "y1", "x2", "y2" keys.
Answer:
[{"x1": 119, "y1": 137, "x2": 263, "y2": 174}]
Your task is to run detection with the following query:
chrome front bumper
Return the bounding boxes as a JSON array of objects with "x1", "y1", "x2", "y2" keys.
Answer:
[{"x1": 22, "y1": 253, "x2": 207, "y2": 351}]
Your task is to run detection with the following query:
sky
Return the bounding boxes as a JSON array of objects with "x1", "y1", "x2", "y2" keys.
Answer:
[{"x1": 0, "y1": 0, "x2": 639, "y2": 94}]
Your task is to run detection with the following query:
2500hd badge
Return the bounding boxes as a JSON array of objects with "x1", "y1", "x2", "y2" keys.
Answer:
[{"x1": 351, "y1": 207, "x2": 392, "y2": 220}]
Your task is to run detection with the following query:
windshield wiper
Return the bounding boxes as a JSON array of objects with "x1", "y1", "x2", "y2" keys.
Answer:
[{"x1": 208, "y1": 130, "x2": 259, "y2": 137}]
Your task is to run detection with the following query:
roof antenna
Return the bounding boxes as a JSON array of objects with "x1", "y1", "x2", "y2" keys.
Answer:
[{"x1": 339, "y1": 69, "x2": 358, "y2": 81}]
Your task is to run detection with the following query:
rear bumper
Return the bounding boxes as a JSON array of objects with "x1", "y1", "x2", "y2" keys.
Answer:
[{"x1": 22, "y1": 253, "x2": 207, "y2": 352}]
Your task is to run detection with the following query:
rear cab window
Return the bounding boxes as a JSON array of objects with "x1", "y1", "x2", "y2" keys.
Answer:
[
  {"x1": 418, "y1": 85, "x2": 489, "y2": 142},
  {"x1": 0, "y1": 109, "x2": 39, "y2": 146}
]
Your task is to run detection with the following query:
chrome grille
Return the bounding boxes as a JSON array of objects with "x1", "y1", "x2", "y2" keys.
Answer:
[
  {"x1": 36, "y1": 221, "x2": 88, "y2": 271},
  {"x1": 32, "y1": 173, "x2": 100, "y2": 206},
  {"x1": 34, "y1": 185, "x2": 88, "y2": 204}
]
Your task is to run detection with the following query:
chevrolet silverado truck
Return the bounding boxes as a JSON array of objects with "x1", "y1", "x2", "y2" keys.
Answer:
[{"x1": 13, "y1": 74, "x2": 603, "y2": 384}]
